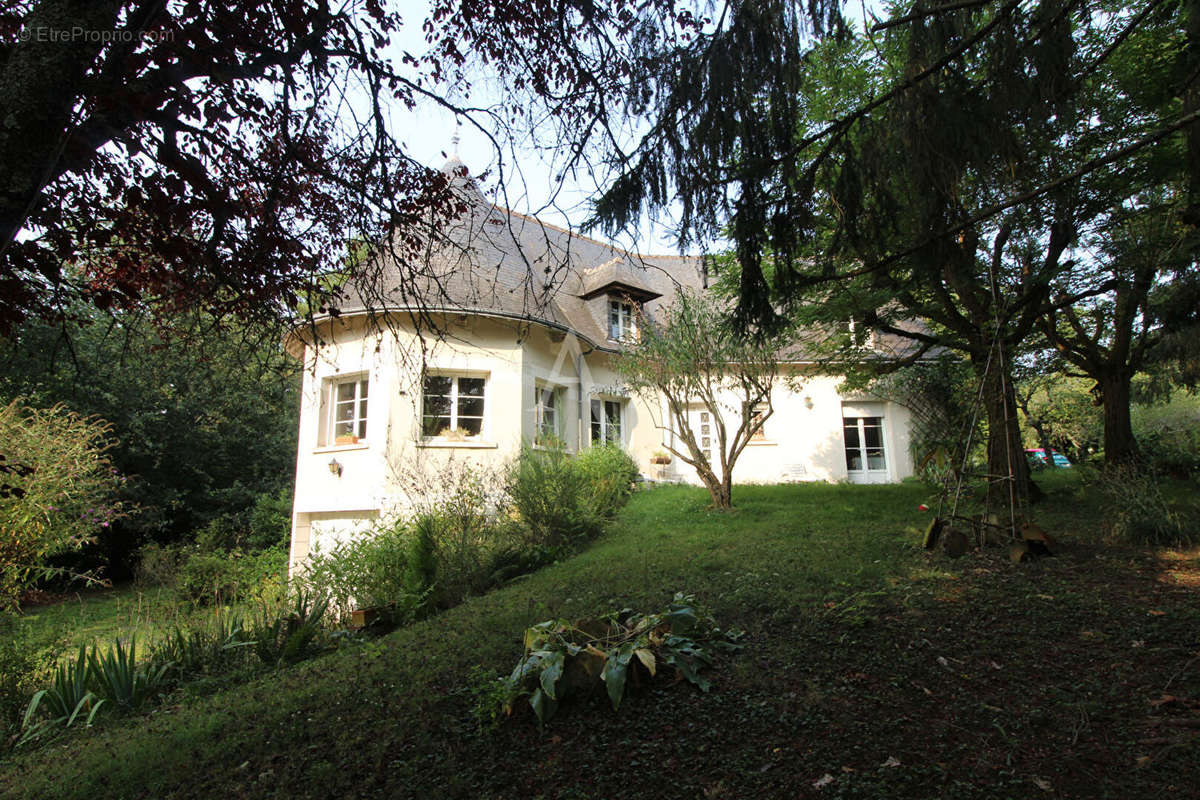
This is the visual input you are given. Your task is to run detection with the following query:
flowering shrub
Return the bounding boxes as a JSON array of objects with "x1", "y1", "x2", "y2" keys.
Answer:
[{"x1": 0, "y1": 399, "x2": 123, "y2": 606}]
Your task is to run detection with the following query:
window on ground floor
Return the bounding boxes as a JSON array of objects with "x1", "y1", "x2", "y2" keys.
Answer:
[
  {"x1": 535, "y1": 383, "x2": 565, "y2": 445},
  {"x1": 590, "y1": 398, "x2": 624, "y2": 444},
  {"x1": 843, "y1": 415, "x2": 886, "y2": 472},
  {"x1": 746, "y1": 403, "x2": 768, "y2": 440},
  {"x1": 422, "y1": 373, "x2": 486, "y2": 439}
]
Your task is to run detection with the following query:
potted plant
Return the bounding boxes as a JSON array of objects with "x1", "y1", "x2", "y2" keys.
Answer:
[
  {"x1": 335, "y1": 434, "x2": 359, "y2": 445},
  {"x1": 649, "y1": 450, "x2": 671, "y2": 465}
]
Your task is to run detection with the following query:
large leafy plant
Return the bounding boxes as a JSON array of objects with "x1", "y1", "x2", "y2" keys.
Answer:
[{"x1": 498, "y1": 593, "x2": 742, "y2": 725}]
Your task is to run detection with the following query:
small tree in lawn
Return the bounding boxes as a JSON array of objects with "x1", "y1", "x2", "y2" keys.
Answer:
[{"x1": 617, "y1": 290, "x2": 787, "y2": 509}]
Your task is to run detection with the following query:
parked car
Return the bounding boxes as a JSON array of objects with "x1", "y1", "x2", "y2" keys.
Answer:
[{"x1": 1025, "y1": 448, "x2": 1071, "y2": 468}]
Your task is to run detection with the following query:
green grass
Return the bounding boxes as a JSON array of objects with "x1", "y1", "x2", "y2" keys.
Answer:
[
  {"x1": 3, "y1": 476, "x2": 1198, "y2": 799},
  {"x1": 21, "y1": 584, "x2": 202, "y2": 656}
]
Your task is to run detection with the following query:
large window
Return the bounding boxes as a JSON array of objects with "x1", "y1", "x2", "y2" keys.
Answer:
[
  {"x1": 535, "y1": 384, "x2": 563, "y2": 444},
  {"x1": 608, "y1": 300, "x2": 635, "y2": 341},
  {"x1": 328, "y1": 376, "x2": 368, "y2": 443},
  {"x1": 422, "y1": 374, "x2": 486, "y2": 438},
  {"x1": 843, "y1": 416, "x2": 886, "y2": 472},
  {"x1": 590, "y1": 398, "x2": 624, "y2": 444}
]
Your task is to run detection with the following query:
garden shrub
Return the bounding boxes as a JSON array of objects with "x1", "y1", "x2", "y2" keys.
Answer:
[
  {"x1": 484, "y1": 541, "x2": 558, "y2": 586},
  {"x1": 132, "y1": 542, "x2": 190, "y2": 588},
  {"x1": 87, "y1": 637, "x2": 171, "y2": 712},
  {"x1": 292, "y1": 448, "x2": 636, "y2": 628},
  {"x1": 405, "y1": 515, "x2": 440, "y2": 612},
  {"x1": 195, "y1": 514, "x2": 243, "y2": 553},
  {"x1": 195, "y1": 488, "x2": 293, "y2": 553},
  {"x1": 573, "y1": 444, "x2": 639, "y2": 518},
  {"x1": 20, "y1": 637, "x2": 173, "y2": 747},
  {"x1": 298, "y1": 519, "x2": 419, "y2": 623},
  {"x1": 151, "y1": 610, "x2": 255, "y2": 681},
  {"x1": 247, "y1": 489, "x2": 293, "y2": 550},
  {"x1": 507, "y1": 445, "x2": 602, "y2": 549},
  {"x1": 176, "y1": 547, "x2": 287, "y2": 606},
  {"x1": 19, "y1": 643, "x2": 102, "y2": 745},
  {"x1": 1137, "y1": 425, "x2": 1200, "y2": 478},
  {"x1": 0, "y1": 399, "x2": 123, "y2": 606},
  {"x1": 393, "y1": 459, "x2": 515, "y2": 603}
]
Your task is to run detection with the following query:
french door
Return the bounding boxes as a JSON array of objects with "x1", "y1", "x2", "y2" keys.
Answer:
[{"x1": 843, "y1": 415, "x2": 888, "y2": 484}]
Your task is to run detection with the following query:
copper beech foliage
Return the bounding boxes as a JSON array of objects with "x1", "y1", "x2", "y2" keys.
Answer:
[{"x1": 0, "y1": 1, "x2": 701, "y2": 334}]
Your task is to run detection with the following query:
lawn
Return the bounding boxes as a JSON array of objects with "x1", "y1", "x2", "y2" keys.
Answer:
[
  {"x1": 21, "y1": 584, "x2": 213, "y2": 657},
  {"x1": 2, "y1": 474, "x2": 1198, "y2": 799}
]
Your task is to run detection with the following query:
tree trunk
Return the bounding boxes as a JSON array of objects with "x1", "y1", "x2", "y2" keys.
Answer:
[
  {"x1": 694, "y1": 462, "x2": 732, "y2": 509},
  {"x1": 1099, "y1": 369, "x2": 1138, "y2": 465},
  {"x1": 975, "y1": 356, "x2": 1036, "y2": 512}
]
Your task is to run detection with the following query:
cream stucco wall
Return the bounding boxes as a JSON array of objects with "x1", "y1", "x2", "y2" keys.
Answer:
[
  {"x1": 288, "y1": 314, "x2": 917, "y2": 573},
  {"x1": 631, "y1": 370, "x2": 915, "y2": 487}
]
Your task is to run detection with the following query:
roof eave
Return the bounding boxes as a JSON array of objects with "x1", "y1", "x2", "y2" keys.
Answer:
[{"x1": 284, "y1": 305, "x2": 620, "y2": 356}]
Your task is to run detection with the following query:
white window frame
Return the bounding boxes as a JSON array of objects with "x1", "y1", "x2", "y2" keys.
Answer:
[
  {"x1": 535, "y1": 383, "x2": 564, "y2": 446},
  {"x1": 608, "y1": 299, "x2": 636, "y2": 341},
  {"x1": 746, "y1": 402, "x2": 769, "y2": 441},
  {"x1": 325, "y1": 375, "x2": 369, "y2": 445},
  {"x1": 692, "y1": 406, "x2": 717, "y2": 463},
  {"x1": 843, "y1": 415, "x2": 887, "y2": 473},
  {"x1": 590, "y1": 397, "x2": 625, "y2": 445},
  {"x1": 421, "y1": 372, "x2": 487, "y2": 440}
]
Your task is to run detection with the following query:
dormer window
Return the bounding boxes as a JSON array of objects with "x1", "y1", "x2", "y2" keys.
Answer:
[{"x1": 609, "y1": 300, "x2": 635, "y2": 341}]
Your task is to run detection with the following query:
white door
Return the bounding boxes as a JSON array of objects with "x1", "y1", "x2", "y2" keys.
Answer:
[
  {"x1": 843, "y1": 415, "x2": 889, "y2": 484},
  {"x1": 308, "y1": 512, "x2": 378, "y2": 557}
]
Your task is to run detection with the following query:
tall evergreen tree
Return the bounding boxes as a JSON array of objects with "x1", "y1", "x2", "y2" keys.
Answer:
[{"x1": 588, "y1": 0, "x2": 1198, "y2": 503}]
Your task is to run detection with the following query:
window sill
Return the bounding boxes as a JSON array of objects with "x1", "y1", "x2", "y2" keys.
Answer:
[
  {"x1": 417, "y1": 440, "x2": 498, "y2": 449},
  {"x1": 313, "y1": 443, "x2": 370, "y2": 454},
  {"x1": 746, "y1": 439, "x2": 777, "y2": 447}
]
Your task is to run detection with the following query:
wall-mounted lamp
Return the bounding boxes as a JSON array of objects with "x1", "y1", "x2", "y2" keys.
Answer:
[
  {"x1": 328, "y1": 458, "x2": 343, "y2": 477},
  {"x1": 804, "y1": 395, "x2": 814, "y2": 410}
]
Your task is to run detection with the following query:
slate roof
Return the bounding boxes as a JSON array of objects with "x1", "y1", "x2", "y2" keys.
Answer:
[
  {"x1": 332, "y1": 157, "x2": 928, "y2": 363},
  {"x1": 336, "y1": 160, "x2": 705, "y2": 351}
]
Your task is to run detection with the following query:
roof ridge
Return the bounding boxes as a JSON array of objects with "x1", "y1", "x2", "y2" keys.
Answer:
[{"x1": 501, "y1": 207, "x2": 696, "y2": 264}]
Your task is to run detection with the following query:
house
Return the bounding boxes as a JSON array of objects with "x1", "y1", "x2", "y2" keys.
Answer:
[{"x1": 284, "y1": 154, "x2": 916, "y2": 572}]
